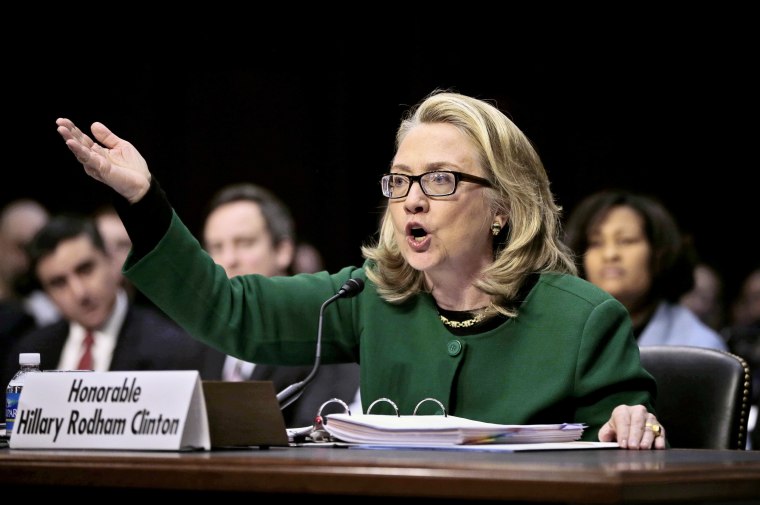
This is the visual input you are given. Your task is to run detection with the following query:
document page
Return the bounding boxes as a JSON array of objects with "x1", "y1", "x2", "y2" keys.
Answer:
[
  {"x1": 348, "y1": 441, "x2": 620, "y2": 452},
  {"x1": 323, "y1": 413, "x2": 586, "y2": 446}
]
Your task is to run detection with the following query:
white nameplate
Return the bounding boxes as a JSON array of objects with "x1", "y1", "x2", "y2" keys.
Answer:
[{"x1": 9, "y1": 371, "x2": 210, "y2": 451}]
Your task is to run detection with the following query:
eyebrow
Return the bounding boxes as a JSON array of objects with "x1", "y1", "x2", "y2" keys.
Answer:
[{"x1": 389, "y1": 162, "x2": 456, "y2": 173}]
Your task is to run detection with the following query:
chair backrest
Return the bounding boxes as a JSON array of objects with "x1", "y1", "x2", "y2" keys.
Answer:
[{"x1": 639, "y1": 345, "x2": 752, "y2": 450}]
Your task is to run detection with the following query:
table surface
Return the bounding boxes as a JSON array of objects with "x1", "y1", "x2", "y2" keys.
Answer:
[{"x1": 2, "y1": 445, "x2": 760, "y2": 503}]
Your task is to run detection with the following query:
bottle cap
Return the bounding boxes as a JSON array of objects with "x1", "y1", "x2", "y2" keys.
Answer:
[{"x1": 19, "y1": 353, "x2": 41, "y2": 366}]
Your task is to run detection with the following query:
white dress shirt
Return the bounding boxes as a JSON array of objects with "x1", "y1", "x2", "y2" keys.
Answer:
[
  {"x1": 222, "y1": 356, "x2": 256, "y2": 381},
  {"x1": 638, "y1": 301, "x2": 728, "y2": 351}
]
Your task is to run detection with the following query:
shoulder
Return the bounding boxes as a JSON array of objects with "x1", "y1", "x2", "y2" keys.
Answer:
[
  {"x1": 123, "y1": 304, "x2": 190, "y2": 337},
  {"x1": 5, "y1": 321, "x2": 68, "y2": 379},
  {"x1": 535, "y1": 272, "x2": 623, "y2": 309},
  {"x1": 15, "y1": 320, "x2": 68, "y2": 343},
  {"x1": 125, "y1": 303, "x2": 167, "y2": 323},
  {"x1": 648, "y1": 303, "x2": 727, "y2": 349},
  {"x1": 0, "y1": 303, "x2": 37, "y2": 345},
  {"x1": 520, "y1": 273, "x2": 630, "y2": 332}
]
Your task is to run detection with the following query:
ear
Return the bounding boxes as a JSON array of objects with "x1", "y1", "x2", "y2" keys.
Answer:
[
  {"x1": 275, "y1": 238, "x2": 295, "y2": 272},
  {"x1": 491, "y1": 214, "x2": 511, "y2": 254}
]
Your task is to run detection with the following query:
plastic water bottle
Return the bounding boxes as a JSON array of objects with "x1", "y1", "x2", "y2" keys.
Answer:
[{"x1": 5, "y1": 353, "x2": 41, "y2": 438}]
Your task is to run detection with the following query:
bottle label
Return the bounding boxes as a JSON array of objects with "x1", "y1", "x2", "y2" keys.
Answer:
[{"x1": 6, "y1": 386, "x2": 22, "y2": 436}]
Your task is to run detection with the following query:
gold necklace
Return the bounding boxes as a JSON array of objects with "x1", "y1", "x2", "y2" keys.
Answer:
[{"x1": 439, "y1": 312, "x2": 487, "y2": 328}]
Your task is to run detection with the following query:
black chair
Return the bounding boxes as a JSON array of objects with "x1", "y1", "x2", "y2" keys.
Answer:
[{"x1": 639, "y1": 345, "x2": 752, "y2": 450}]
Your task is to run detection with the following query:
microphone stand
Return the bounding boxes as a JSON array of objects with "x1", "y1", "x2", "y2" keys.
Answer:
[{"x1": 276, "y1": 278, "x2": 364, "y2": 409}]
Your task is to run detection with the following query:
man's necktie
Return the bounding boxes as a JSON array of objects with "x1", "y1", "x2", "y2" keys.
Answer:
[{"x1": 77, "y1": 330, "x2": 95, "y2": 370}]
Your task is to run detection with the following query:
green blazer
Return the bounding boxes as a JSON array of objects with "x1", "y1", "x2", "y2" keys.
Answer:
[{"x1": 126, "y1": 212, "x2": 656, "y2": 441}]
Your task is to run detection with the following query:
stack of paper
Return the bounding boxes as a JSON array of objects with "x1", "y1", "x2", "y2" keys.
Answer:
[{"x1": 323, "y1": 413, "x2": 585, "y2": 446}]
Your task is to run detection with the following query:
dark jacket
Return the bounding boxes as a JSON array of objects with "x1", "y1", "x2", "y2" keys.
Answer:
[{"x1": 2, "y1": 303, "x2": 211, "y2": 388}]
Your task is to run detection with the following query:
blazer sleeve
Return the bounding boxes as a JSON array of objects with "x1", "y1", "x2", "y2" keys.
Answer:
[{"x1": 573, "y1": 298, "x2": 657, "y2": 441}]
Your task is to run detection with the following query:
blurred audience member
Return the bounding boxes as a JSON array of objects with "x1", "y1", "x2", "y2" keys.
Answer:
[
  {"x1": 1, "y1": 214, "x2": 209, "y2": 387},
  {"x1": 292, "y1": 241, "x2": 325, "y2": 274},
  {"x1": 94, "y1": 205, "x2": 132, "y2": 278},
  {"x1": 0, "y1": 299, "x2": 35, "y2": 359},
  {"x1": 722, "y1": 266, "x2": 760, "y2": 448},
  {"x1": 680, "y1": 262, "x2": 725, "y2": 331},
  {"x1": 93, "y1": 204, "x2": 157, "y2": 311},
  {"x1": 94, "y1": 205, "x2": 137, "y2": 297},
  {"x1": 728, "y1": 268, "x2": 760, "y2": 329},
  {"x1": 564, "y1": 189, "x2": 726, "y2": 351},
  {"x1": 0, "y1": 199, "x2": 59, "y2": 326},
  {"x1": 200, "y1": 183, "x2": 360, "y2": 427}
]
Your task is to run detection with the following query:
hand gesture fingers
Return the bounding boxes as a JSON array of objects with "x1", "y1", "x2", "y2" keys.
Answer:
[{"x1": 56, "y1": 118, "x2": 152, "y2": 203}]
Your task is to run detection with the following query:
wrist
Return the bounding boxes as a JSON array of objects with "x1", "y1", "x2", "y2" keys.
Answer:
[{"x1": 127, "y1": 177, "x2": 152, "y2": 204}]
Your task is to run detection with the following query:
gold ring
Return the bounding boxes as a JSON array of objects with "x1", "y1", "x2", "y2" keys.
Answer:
[{"x1": 645, "y1": 423, "x2": 662, "y2": 437}]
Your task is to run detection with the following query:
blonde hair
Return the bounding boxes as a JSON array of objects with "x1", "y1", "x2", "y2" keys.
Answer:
[{"x1": 361, "y1": 90, "x2": 576, "y2": 317}]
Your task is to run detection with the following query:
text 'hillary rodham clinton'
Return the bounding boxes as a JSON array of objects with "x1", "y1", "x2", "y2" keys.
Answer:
[{"x1": 12, "y1": 377, "x2": 181, "y2": 442}]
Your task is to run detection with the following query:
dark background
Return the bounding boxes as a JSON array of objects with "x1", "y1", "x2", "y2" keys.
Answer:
[{"x1": 4, "y1": 45, "x2": 755, "y2": 303}]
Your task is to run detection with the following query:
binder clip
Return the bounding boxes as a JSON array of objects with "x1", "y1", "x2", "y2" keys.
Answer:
[
  {"x1": 310, "y1": 398, "x2": 351, "y2": 442},
  {"x1": 366, "y1": 397, "x2": 400, "y2": 416},
  {"x1": 365, "y1": 397, "x2": 446, "y2": 416},
  {"x1": 413, "y1": 397, "x2": 447, "y2": 416}
]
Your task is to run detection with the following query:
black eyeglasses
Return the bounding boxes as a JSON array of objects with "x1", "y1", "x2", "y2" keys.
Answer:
[{"x1": 380, "y1": 170, "x2": 493, "y2": 199}]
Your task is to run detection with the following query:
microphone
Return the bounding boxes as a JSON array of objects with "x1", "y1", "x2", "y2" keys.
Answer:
[{"x1": 276, "y1": 277, "x2": 365, "y2": 410}]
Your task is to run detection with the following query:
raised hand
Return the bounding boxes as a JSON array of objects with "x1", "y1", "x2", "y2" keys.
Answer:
[
  {"x1": 598, "y1": 404, "x2": 667, "y2": 449},
  {"x1": 56, "y1": 119, "x2": 152, "y2": 204}
]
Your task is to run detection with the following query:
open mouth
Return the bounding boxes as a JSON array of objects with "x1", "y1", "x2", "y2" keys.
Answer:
[
  {"x1": 410, "y1": 227, "x2": 427, "y2": 242},
  {"x1": 407, "y1": 224, "x2": 429, "y2": 243}
]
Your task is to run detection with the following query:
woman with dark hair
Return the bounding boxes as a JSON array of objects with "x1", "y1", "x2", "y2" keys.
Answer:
[{"x1": 564, "y1": 190, "x2": 726, "y2": 350}]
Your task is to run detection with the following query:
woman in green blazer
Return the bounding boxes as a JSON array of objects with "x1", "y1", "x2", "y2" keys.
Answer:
[{"x1": 56, "y1": 90, "x2": 666, "y2": 449}]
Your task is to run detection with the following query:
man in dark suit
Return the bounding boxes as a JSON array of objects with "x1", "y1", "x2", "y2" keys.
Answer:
[
  {"x1": 1, "y1": 214, "x2": 209, "y2": 387},
  {"x1": 1, "y1": 300, "x2": 35, "y2": 357},
  {"x1": 199, "y1": 183, "x2": 360, "y2": 427}
]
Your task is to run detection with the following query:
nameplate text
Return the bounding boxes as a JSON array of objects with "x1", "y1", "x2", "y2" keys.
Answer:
[{"x1": 9, "y1": 371, "x2": 209, "y2": 450}]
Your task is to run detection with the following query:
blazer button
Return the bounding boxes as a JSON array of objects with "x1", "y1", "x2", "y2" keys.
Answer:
[{"x1": 447, "y1": 340, "x2": 462, "y2": 356}]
